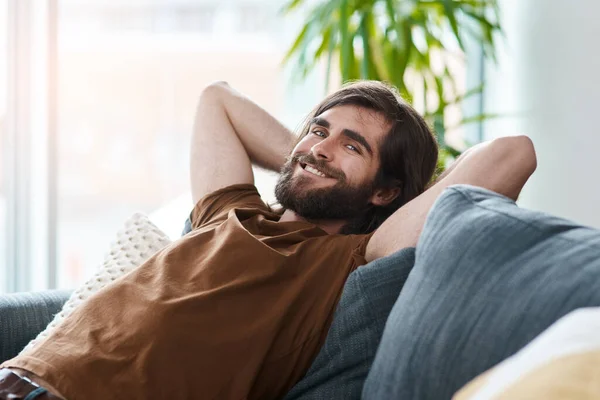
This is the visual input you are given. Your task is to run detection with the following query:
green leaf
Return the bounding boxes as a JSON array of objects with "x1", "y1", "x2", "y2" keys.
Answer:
[
  {"x1": 359, "y1": 12, "x2": 371, "y2": 78},
  {"x1": 348, "y1": 35, "x2": 361, "y2": 80},
  {"x1": 433, "y1": 75, "x2": 446, "y2": 114},
  {"x1": 434, "y1": 113, "x2": 446, "y2": 146},
  {"x1": 384, "y1": 0, "x2": 397, "y2": 27},
  {"x1": 444, "y1": 82, "x2": 485, "y2": 105},
  {"x1": 441, "y1": 0, "x2": 466, "y2": 50},
  {"x1": 422, "y1": 72, "x2": 429, "y2": 114},
  {"x1": 325, "y1": 26, "x2": 337, "y2": 92},
  {"x1": 442, "y1": 66, "x2": 458, "y2": 103},
  {"x1": 280, "y1": 0, "x2": 306, "y2": 14},
  {"x1": 461, "y1": 9, "x2": 501, "y2": 31},
  {"x1": 444, "y1": 144, "x2": 462, "y2": 158},
  {"x1": 281, "y1": 0, "x2": 503, "y2": 149},
  {"x1": 460, "y1": 112, "x2": 501, "y2": 125},
  {"x1": 445, "y1": 112, "x2": 502, "y2": 130},
  {"x1": 339, "y1": 0, "x2": 352, "y2": 81},
  {"x1": 282, "y1": 23, "x2": 311, "y2": 65},
  {"x1": 365, "y1": 11, "x2": 386, "y2": 81},
  {"x1": 384, "y1": 40, "x2": 403, "y2": 88},
  {"x1": 315, "y1": 26, "x2": 332, "y2": 59}
]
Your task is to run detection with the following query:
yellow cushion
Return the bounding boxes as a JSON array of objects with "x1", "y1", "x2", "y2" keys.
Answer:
[{"x1": 454, "y1": 308, "x2": 600, "y2": 399}]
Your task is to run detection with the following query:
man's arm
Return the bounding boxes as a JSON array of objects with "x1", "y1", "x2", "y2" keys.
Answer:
[
  {"x1": 365, "y1": 136, "x2": 537, "y2": 262},
  {"x1": 190, "y1": 81, "x2": 295, "y2": 204},
  {"x1": 425, "y1": 142, "x2": 480, "y2": 189}
]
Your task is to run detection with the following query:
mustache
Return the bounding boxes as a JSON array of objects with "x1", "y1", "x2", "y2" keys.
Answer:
[{"x1": 289, "y1": 153, "x2": 346, "y2": 181}]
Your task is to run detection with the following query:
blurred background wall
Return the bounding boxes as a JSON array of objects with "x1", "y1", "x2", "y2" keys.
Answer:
[
  {"x1": 482, "y1": 0, "x2": 600, "y2": 228},
  {"x1": 2, "y1": 0, "x2": 600, "y2": 293},
  {"x1": 1, "y1": 0, "x2": 327, "y2": 291}
]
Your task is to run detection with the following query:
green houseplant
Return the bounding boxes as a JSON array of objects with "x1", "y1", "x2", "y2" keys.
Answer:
[{"x1": 282, "y1": 0, "x2": 502, "y2": 168}]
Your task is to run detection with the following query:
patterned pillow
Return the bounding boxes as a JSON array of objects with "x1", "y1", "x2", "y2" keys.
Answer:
[{"x1": 22, "y1": 212, "x2": 171, "y2": 352}]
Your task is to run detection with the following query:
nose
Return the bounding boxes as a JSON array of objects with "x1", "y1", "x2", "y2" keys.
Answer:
[{"x1": 310, "y1": 137, "x2": 334, "y2": 161}]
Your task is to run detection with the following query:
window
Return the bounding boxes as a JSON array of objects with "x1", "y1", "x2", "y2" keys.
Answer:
[
  {"x1": 238, "y1": 4, "x2": 272, "y2": 33},
  {"x1": 60, "y1": 3, "x2": 217, "y2": 35},
  {"x1": 1, "y1": 0, "x2": 477, "y2": 292},
  {"x1": 54, "y1": 0, "x2": 320, "y2": 289},
  {"x1": 0, "y1": 0, "x2": 325, "y2": 292},
  {"x1": 0, "y1": 0, "x2": 7, "y2": 291}
]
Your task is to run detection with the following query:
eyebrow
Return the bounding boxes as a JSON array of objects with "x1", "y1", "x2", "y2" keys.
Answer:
[{"x1": 311, "y1": 117, "x2": 374, "y2": 156}]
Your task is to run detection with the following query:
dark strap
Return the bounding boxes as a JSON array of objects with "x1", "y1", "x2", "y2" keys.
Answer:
[
  {"x1": 0, "y1": 369, "x2": 60, "y2": 399},
  {"x1": 24, "y1": 388, "x2": 49, "y2": 400}
]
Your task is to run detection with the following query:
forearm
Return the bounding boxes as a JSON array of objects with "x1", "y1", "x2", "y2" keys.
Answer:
[
  {"x1": 206, "y1": 82, "x2": 295, "y2": 172},
  {"x1": 440, "y1": 136, "x2": 537, "y2": 201},
  {"x1": 429, "y1": 142, "x2": 484, "y2": 187},
  {"x1": 366, "y1": 136, "x2": 537, "y2": 261}
]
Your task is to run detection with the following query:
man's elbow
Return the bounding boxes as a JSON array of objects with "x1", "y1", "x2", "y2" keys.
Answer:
[
  {"x1": 495, "y1": 135, "x2": 538, "y2": 177},
  {"x1": 199, "y1": 81, "x2": 230, "y2": 103}
]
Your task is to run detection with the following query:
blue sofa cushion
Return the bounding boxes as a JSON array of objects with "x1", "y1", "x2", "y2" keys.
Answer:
[
  {"x1": 0, "y1": 290, "x2": 71, "y2": 364},
  {"x1": 363, "y1": 184, "x2": 600, "y2": 400}
]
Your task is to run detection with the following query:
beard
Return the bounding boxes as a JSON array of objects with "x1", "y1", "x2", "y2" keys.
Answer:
[{"x1": 274, "y1": 153, "x2": 375, "y2": 220}]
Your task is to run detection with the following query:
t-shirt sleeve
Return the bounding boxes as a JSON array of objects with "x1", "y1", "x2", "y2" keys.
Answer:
[
  {"x1": 345, "y1": 231, "x2": 376, "y2": 271},
  {"x1": 312, "y1": 231, "x2": 376, "y2": 274},
  {"x1": 190, "y1": 184, "x2": 268, "y2": 230}
]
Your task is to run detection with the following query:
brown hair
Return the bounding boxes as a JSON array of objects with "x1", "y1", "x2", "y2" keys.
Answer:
[{"x1": 295, "y1": 80, "x2": 439, "y2": 234}]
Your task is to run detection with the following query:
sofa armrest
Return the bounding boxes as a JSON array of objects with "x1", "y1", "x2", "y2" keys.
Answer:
[{"x1": 0, "y1": 290, "x2": 71, "y2": 364}]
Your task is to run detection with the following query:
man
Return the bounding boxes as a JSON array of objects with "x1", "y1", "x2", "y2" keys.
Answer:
[{"x1": 0, "y1": 80, "x2": 536, "y2": 399}]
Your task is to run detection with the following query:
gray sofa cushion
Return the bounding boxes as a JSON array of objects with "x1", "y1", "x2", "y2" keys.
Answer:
[
  {"x1": 363, "y1": 184, "x2": 600, "y2": 400},
  {"x1": 284, "y1": 247, "x2": 415, "y2": 400},
  {"x1": 0, "y1": 290, "x2": 71, "y2": 364}
]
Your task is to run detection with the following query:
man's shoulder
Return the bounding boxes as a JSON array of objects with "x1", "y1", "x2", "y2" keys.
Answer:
[{"x1": 191, "y1": 183, "x2": 269, "y2": 230}]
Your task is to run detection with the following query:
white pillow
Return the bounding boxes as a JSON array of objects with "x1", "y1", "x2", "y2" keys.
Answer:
[
  {"x1": 454, "y1": 307, "x2": 600, "y2": 399},
  {"x1": 22, "y1": 212, "x2": 172, "y2": 352}
]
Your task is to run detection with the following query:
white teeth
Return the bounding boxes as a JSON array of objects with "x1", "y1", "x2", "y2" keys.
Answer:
[{"x1": 304, "y1": 165, "x2": 326, "y2": 177}]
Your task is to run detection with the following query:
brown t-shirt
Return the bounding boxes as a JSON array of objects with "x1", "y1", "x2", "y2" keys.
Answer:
[{"x1": 2, "y1": 184, "x2": 372, "y2": 400}]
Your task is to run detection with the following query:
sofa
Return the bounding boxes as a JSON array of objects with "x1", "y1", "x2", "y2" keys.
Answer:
[
  {"x1": 0, "y1": 290, "x2": 72, "y2": 364},
  {"x1": 2, "y1": 184, "x2": 600, "y2": 399}
]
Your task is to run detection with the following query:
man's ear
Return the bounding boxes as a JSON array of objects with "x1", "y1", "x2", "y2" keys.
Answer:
[{"x1": 370, "y1": 186, "x2": 401, "y2": 207}]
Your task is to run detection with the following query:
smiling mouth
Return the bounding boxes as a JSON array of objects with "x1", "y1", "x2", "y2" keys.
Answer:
[{"x1": 300, "y1": 163, "x2": 328, "y2": 178}]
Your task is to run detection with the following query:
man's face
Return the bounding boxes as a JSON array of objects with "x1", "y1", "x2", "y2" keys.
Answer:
[{"x1": 275, "y1": 104, "x2": 390, "y2": 220}]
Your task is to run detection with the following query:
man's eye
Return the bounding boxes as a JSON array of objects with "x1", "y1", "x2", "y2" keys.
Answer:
[
  {"x1": 312, "y1": 130, "x2": 326, "y2": 137},
  {"x1": 346, "y1": 144, "x2": 359, "y2": 153}
]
